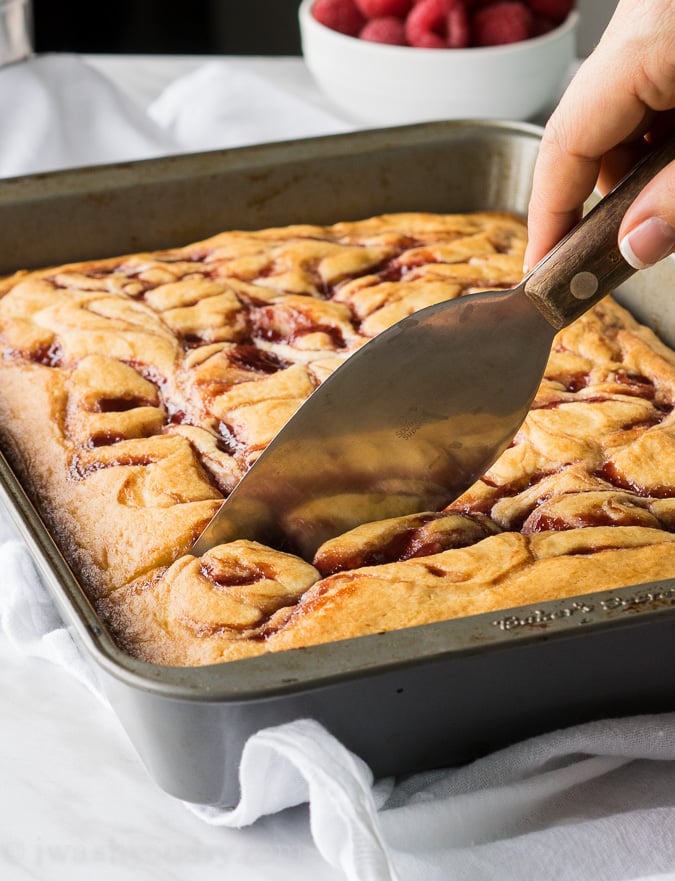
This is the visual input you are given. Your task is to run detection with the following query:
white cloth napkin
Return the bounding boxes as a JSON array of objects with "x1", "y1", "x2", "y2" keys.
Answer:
[
  {"x1": 0, "y1": 51, "x2": 674, "y2": 881},
  {"x1": 148, "y1": 60, "x2": 353, "y2": 150},
  {"x1": 0, "y1": 54, "x2": 176, "y2": 177},
  {"x1": 0, "y1": 53, "x2": 352, "y2": 178}
]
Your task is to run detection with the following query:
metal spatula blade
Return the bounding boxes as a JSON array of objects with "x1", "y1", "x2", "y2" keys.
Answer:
[
  {"x1": 192, "y1": 133, "x2": 675, "y2": 559},
  {"x1": 193, "y1": 288, "x2": 553, "y2": 557}
]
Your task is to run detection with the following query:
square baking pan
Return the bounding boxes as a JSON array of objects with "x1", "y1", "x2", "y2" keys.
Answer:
[{"x1": 0, "y1": 120, "x2": 673, "y2": 807}]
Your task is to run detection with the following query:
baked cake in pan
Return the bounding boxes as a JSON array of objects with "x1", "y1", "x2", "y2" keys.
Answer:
[{"x1": 0, "y1": 212, "x2": 673, "y2": 666}]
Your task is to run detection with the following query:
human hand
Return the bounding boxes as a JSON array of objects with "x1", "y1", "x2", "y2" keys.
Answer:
[{"x1": 524, "y1": 0, "x2": 675, "y2": 273}]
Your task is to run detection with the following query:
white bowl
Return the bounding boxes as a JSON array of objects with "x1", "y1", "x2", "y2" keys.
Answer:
[{"x1": 299, "y1": 0, "x2": 579, "y2": 126}]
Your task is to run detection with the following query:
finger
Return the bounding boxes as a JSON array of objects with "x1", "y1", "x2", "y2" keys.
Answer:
[
  {"x1": 524, "y1": 0, "x2": 663, "y2": 270},
  {"x1": 524, "y1": 75, "x2": 652, "y2": 269},
  {"x1": 524, "y1": 116, "x2": 599, "y2": 271},
  {"x1": 618, "y1": 158, "x2": 675, "y2": 269}
]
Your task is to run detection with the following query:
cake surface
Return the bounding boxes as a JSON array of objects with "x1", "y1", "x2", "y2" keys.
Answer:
[{"x1": 0, "y1": 211, "x2": 673, "y2": 666}]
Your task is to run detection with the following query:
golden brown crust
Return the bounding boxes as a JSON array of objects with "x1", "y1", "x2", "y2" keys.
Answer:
[{"x1": 1, "y1": 212, "x2": 673, "y2": 666}]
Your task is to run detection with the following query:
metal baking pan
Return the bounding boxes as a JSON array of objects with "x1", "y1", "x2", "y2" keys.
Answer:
[{"x1": 0, "y1": 120, "x2": 673, "y2": 806}]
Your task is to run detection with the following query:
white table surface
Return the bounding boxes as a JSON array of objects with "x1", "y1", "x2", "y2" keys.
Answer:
[{"x1": 0, "y1": 54, "x2": 348, "y2": 881}]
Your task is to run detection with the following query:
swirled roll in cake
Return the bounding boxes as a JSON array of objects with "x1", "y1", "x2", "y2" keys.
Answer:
[{"x1": 0, "y1": 212, "x2": 673, "y2": 666}]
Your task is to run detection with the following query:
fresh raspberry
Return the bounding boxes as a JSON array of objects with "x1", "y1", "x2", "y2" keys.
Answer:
[
  {"x1": 527, "y1": 0, "x2": 574, "y2": 24},
  {"x1": 447, "y1": 0, "x2": 470, "y2": 47},
  {"x1": 360, "y1": 15, "x2": 408, "y2": 43},
  {"x1": 472, "y1": 1, "x2": 533, "y2": 46},
  {"x1": 355, "y1": 0, "x2": 412, "y2": 17},
  {"x1": 405, "y1": 0, "x2": 450, "y2": 48},
  {"x1": 311, "y1": 0, "x2": 367, "y2": 36}
]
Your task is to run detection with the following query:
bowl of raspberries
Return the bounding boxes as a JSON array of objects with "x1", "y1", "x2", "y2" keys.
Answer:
[{"x1": 299, "y1": 0, "x2": 578, "y2": 124}]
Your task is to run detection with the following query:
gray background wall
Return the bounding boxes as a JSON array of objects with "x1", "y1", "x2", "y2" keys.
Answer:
[{"x1": 577, "y1": 0, "x2": 619, "y2": 56}]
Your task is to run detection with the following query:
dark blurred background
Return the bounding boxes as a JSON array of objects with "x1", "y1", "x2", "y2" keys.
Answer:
[
  {"x1": 31, "y1": 1, "x2": 614, "y2": 57},
  {"x1": 33, "y1": 0, "x2": 303, "y2": 55}
]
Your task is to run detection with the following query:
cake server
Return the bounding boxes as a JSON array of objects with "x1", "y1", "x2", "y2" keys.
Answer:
[{"x1": 192, "y1": 133, "x2": 675, "y2": 559}]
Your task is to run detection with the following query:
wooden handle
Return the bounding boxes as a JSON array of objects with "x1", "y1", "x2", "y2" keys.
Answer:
[{"x1": 524, "y1": 131, "x2": 675, "y2": 329}]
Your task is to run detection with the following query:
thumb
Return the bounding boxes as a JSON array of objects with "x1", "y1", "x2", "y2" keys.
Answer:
[{"x1": 618, "y1": 159, "x2": 675, "y2": 269}]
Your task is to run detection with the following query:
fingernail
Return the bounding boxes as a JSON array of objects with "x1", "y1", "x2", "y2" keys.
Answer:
[{"x1": 619, "y1": 217, "x2": 675, "y2": 270}]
